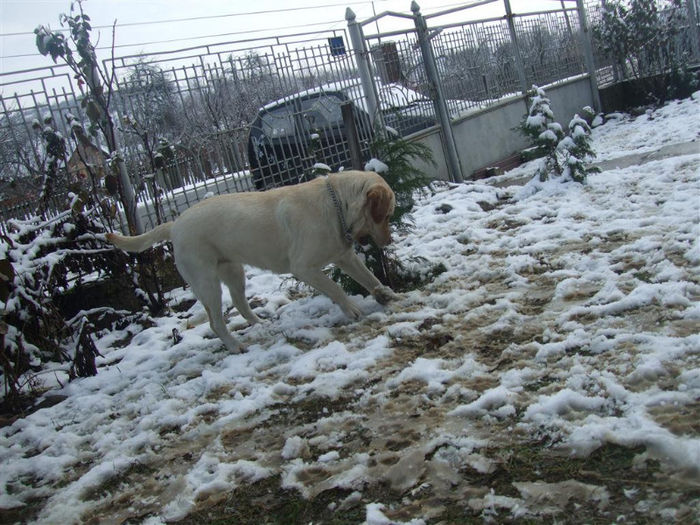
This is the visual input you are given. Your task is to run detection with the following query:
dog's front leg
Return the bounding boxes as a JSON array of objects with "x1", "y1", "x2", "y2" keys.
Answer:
[
  {"x1": 371, "y1": 285, "x2": 399, "y2": 305},
  {"x1": 292, "y1": 267, "x2": 363, "y2": 320},
  {"x1": 335, "y1": 252, "x2": 399, "y2": 305}
]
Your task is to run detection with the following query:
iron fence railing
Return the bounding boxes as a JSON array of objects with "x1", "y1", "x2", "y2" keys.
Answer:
[
  {"x1": 1, "y1": 28, "x2": 377, "y2": 232},
  {"x1": 362, "y1": 7, "x2": 588, "y2": 123}
]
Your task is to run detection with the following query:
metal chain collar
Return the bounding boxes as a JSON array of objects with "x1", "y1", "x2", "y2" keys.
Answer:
[{"x1": 325, "y1": 179, "x2": 354, "y2": 245}]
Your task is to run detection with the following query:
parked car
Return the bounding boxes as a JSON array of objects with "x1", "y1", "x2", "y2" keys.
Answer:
[
  {"x1": 247, "y1": 88, "x2": 370, "y2": 190},
  {"x1": 247, "y1": 81, "x2": 435, "y2": 190}
]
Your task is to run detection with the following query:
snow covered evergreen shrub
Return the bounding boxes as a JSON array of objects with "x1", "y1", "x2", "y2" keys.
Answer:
[
  {"x1": 368, "y1": 134, "x2": 434, "y2": 226},
  {"x1": 580, "y1": 106, "x2": 596, "y2": 126},
  {"x1": 559, "y1": 114, "x2": 600, "y2": 183},
  {"x1": 32, "y1": 115, "x2": 70, "y2": 216},
  {"x1": 332, "y1": 135, "x2": 445, "y2": 294},
  {"x1": 521, "y1": 86, "x2": 597, "y2": 184},
  {"x1": 521, "y1": 86, "x2": 564, "y2": 181},
  {"x1": 1, "y1": 212, "x2": 108, "y2": 409},
  {"x1": 0, "y1": 117, "x2": 166, "y2": 412},
  {"x1": 0, "y1": 199, "x2": 172, "y2": 412}
]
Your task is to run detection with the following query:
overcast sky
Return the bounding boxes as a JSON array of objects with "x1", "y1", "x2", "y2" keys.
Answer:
[{"x1": 1, "y1": 0, "x2": 564, "y2": 74}]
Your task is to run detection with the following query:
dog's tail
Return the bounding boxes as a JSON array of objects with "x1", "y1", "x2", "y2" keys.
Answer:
[{"x1": 106, "y1": 222, "x2": 173, "y2": 252}]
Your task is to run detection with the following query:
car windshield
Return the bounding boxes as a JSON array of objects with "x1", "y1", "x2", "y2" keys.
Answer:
[
  {"x1": 260, "y1": 106, "x2": 296, "y2": 139},
  {"x1": 301, "y1": 94, "x2": 344, "y2": 128},
  {"x1": 260, "y1": 93, "x2": 345, "y2": 139}
]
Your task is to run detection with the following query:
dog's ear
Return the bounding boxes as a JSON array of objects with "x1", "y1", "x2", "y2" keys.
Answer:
[{"x1": 366, "y1": 184, "x2": 392, "y2": 223}]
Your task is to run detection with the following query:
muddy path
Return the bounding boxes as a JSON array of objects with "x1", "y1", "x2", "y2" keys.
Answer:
[{"x1": 81, "y1": 161, "x2": 700, "y2": 524}]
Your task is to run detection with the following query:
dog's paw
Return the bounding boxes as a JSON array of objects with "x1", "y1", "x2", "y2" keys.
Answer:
[
  {"x1": 342, "y1": 302, "x2": 364, "y2": 321},
  {"x1": 247, "y1": 313, "x2": 263, "y2": 325},
  {"x1": 225, "y1": 343, "x2": 247, "y2": 354},
  {"x1": 373, "y1": 285, "x2": 399, "y2": 305}
]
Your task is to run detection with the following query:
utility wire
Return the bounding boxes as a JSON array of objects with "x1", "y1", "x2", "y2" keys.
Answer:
[
  {"x1": 0, "y1": 0, "x2": 487, "y2": 38},
  {"x1": 2, "y1": 18, "x2": 348, "y2": 59},
  {"x1": 0, "y1": 1, "x2": 375, "y2": 37},
  {"x1": 0, "y1": 0, "x2": 539, "y2": 60}
]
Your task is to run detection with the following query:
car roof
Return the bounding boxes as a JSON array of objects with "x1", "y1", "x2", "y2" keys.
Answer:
[
  {"x1": 260, "y1": 79, "x2": 427, "y2": 115},
  {"x1": 261, "y1": 82, "x2": 357, "y2": 112}
]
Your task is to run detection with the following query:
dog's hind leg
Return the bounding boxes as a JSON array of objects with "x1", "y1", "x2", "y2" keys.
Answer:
[
  {"x1": 180, "y1": 260, "x2": 243, "y2": 353},
  {"x1": 217, "y1": 261, "x2": 262, "y2": 326}
]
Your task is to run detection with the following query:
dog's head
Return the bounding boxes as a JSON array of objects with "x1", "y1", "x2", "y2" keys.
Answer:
[{"x1": 362, "y1": 177, "x2": 396, "y2": 247}]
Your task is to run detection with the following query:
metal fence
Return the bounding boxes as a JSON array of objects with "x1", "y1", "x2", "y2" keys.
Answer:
[
  {"x1": 107, "y1": 29, "x2": 378, "y2": 229},
  {"x1": 1, "y1": 28, "x2": 378, "y2": 232},
  {"x1": 363, "y1": 6, "x2": 587, "y2": 122},
  {"x1": 1, "y1": 0, "x2": 698, "y2": 233}
]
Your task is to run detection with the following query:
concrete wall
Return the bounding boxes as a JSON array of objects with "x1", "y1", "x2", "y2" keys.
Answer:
[{"x1": 411, "y1": 75, "x2": 596, "y2": 181}]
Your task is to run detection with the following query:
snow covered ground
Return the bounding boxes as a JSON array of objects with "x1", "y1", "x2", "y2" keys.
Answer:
[{"x1": 1, "y1": 94, "x2": 699, "y2": 524}]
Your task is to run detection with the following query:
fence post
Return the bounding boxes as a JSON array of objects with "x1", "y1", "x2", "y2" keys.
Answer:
[
  {"x1": 341, "y1": 102, "x2": 364, "y2": 170},
  {"x1": 411, "y1": 1, "x2": 464, "y2": 183},
  {"x1": 346, "y1": 8, "x2": 384, "y2": 130},
  {"x1": 503, "y1": 0, "x2": 530, "y2": 95},
  {"x1": 575, "y1": 0, "x2": 603, "y2": 112}
]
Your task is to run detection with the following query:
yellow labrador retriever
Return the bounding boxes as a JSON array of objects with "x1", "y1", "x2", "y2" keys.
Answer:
[{"x1": 106, "y1": 170, "x2": 398, "y2": 352}]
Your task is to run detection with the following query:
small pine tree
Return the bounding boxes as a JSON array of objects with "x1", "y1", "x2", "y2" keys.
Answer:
[
  {"x1": 521, "y1": 85, "x2": 564, "y2": 181},
  {"x1": 367, "y1": 133, "x2": 434, "y2": 230},
  {"x1": 521, "y1": 85, "x2": 597, "y2": 184},
  {"x1": 580, "y1": 105, "x2": 596, "y2": 126},
  {"x1": 558, "y1": 114, "x2": 599, "y2": 183}
]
